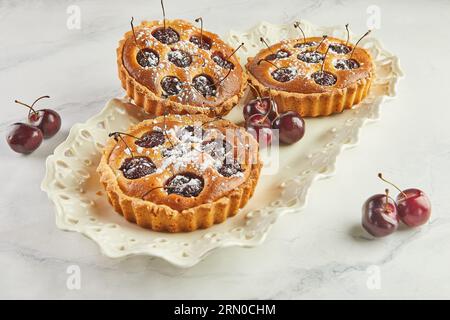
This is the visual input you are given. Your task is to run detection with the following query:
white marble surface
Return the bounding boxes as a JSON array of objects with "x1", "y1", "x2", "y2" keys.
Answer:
[{"x1": 1, "y1": 0, "x2": 449, "y2": 299}]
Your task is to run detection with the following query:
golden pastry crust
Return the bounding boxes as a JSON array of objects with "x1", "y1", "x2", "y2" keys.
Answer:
[
  {"x1": 97, "y1": 114, "x2": 262, "y2": 232},
  {"x1": 246, "y1": 36, "x2": 373, "y2": 117},
  {"x1": 117, "y1": 19, "x2": 247, "y2": 117}
]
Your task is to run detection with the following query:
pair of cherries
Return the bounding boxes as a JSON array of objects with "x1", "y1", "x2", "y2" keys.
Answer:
[
  {"x1": 243, "y1": 90, "x2": 305, "y2": 146},
  {"x1": 6, "y1": 96, "x2": 61, "y2": 154},
  {"x1": 362, "y1": 173, "x2": 432, "y2": 238}
]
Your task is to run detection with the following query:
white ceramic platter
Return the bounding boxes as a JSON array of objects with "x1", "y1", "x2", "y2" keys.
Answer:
[{"x1": 41, "y1": 21, "x2": 402, "y2": 267}]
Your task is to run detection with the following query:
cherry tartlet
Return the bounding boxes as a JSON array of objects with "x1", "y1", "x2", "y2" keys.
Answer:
[
  {"x1": 118, "y1": 14, "x2": 247, "y2": 117},
  {"x1": 97, "y1": 114, "x2": 262, "y2": 232},
  {"x1": 246, "y1": 24, "x2": 373, "y2": 117}
]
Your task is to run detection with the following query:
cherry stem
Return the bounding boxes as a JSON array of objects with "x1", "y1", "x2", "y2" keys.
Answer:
[
  {"x1": 109, "y1": 132, "x2": 135, "y2": 158},
  {"x1": 345, "y1": 23, "x2": 350, "y2": 46},
  {"x1": 257, "y1": 58, "x2": 279, "y2": 69},
  {"x1": 268, "y1": 89, "x2": 278, "y2": 117},
  {"x1": 142, "y1": 183, "x2": 190, "y2": 199},
  {"x1": 194, "y1": 17, "x2": 203, "y2": 48},
  {"x1": 142, "y1": 186, "x2": 164, "y2": 198},
  {"x1": 108, "y1": 131, "x2": 139, "y2": 140},
  {"x1": 14, "y1": 99, "x2": 38, "y2": 118},
  {"x1": 321, "y1": 45, "x2": 331, "y2": 72},
  {"x1": 293, "y1": 21, "x2": 306, "y2": 44},
  {"x1": 315, "y1": 35, "x2": 328, "y2": 52},
  {"x1": 247, "y1": 82, "x2": 262, "y2": 101},
  {"x1": 350, "y1": 30, "x2": 371, "y2": 59},
  {"x1": 31, "y1": 95, "x2": 50, "y2": 109},
  {"x1": 259, "y1": 37, "x2": 274, "y2": 54},
  {"x1": 384, "y1": 188, "x2": 390, "y2": 212},
  {"x1": 130, "y1": 17, "x2": 141, "y2": 50},
  {"x1": 226, "y1": 42, "x2": 244, "y2": 59},
  {"x1": 160, "y1": 0, "x2": 166, "y2": 30},
  {"x1": 208, "y1": 68, "x2": 232, "y2": 88},
  {"x1": 378, "y1": 173, "x2": 407, "y2": 198}
]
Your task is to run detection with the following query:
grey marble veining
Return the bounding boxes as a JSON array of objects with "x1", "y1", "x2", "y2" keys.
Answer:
[{"x1": 1, "y1": 0, "x2": 450, "y2": 299}]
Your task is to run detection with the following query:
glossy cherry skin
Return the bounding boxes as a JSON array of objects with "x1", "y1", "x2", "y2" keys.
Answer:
[
  {"x1": 247, "y1": 126, "x2": 273, "y2": 146},
  {"x1": 362, "y1": 194, "x2": 399, "y2": 237},
  {"x1": 272, "y1": 111, "x2": 305, "y2": 144},
  {"x1": 396, "y1": 188, "x2": 431, "y2": 227},
  {"x1": 245, "y1": 113, "x2": 271, "y2": 128},
  {"x1": 6, "y1": 123, "x2": 43, "y2": 154},
  {"x1": 245, "y1": 114, "x2": 273, "y2": 146},
  {"x1": 28, "y1": 109, "x2": 61, "y2": 139},
  {"x1": 243, "y1": 97, "x2": 278, "y2": 121}
]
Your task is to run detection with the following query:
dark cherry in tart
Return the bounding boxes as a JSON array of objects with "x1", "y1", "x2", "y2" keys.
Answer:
[
  {"x1": 135, "y1": 131, "x2": 165, "y2": 148},
  {"x1": 152, "y1": 27, "x2": 180, "y2": 44},
  {"x1": 119, "y1": 156, "x2": 157, "y2": 179},
  {"x1": 136, "y1": 49, "x2": 159, "y2": 68}
]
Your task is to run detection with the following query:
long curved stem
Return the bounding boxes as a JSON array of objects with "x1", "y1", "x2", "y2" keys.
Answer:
[
  {"x1": 350, "y1": 30, "x2": 371, "y2": 59},
  {"x1": 15, "y1": 99, "x2": 38, "y2": 118},
  {"x1": 226, "y1": 42, "x2": 244, "y2": 60},
  {"x1": 378, "y1": 173, "x2": 407, "y2": 197}
]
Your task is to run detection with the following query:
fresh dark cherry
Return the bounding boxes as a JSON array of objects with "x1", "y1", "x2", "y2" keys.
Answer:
[
  {"x1": 362, "y1": 191, "x2": 399, "y2": 237},
  {"x1": 152, "y1": 27, "x2": 179, "y2": 44},
  {"x1": 378, "y1": 174, "x2": 432, "y2": 227},
  {"x1": 161, "y1": 76, "x2": 182, "y2": 97},
  {"x1": 212, "y1": 52, "x2": 234, "y2": 69},
  {"x1": 165, "y1": 173, "x2": 204, "y2": 197},
  {"x1": 168, "y1": 49, "x2": 192, "y2": 68},
  {"x1": 311, "y1": 71, "x2": 337, "y2": 86},
  {"x1": 189, "y1": 35, "x2": 212, "y2": 50},
  {"x1": 246, "y1": 114, "x2": 271, "y2": 128},
  {"x1": 297, "y1": 51, "x2": 324, "y2": 64},
  {"x1": 136, "y1": 49, "x2": 159, "y2": 68},
  {"x1": 6, "y1": 123, "x2": 43, "y2": 154},
  {"x1": 28, "y1": 109, "x2": 61, "y2": 139},
  {"x1": 329, "y1": 43, "x2": 351, "y2": 54},
  {"x1": 272, "y1": 111, "x2": 305, "y2": 145},
  {"x1": 396, "y1": 189, "x2": 432, "y2": 227},
  {"x1": 119, "y1": 156, "x2": 156, "y2": 179},
  {"x1": 266, "y1": 50, "x2": 291, "y2": 61},
  {"x1": 271, "y1": 67, "x2": 297, "y2": 82},
  {"x1": 245, "y1": 114, "x2": 273, "y2": 146},
  {"x1": 294, "y1": 41, "x2": 318, "y2": 50},
  {"x1": 192, "y1": 74, "x2": 216, "y2": 97},
  {"x1": 135, "y1": 131, "x2": 165, "y2": 148},
  {"x1": 15, "y1": 96, "x2": 61, "y2": 139},
  {"x1": 218, "y1": 160, "x2": 243, "y2": 177},
  {"x1": 243, "y1": 97, "x2": 278, "y2": 121},
  {"x1": 202, "y1": 139, "x2": 232, "y2": 160},
  {"x1": 334, "y1": 59, "x2": 360, "y2": 70}
]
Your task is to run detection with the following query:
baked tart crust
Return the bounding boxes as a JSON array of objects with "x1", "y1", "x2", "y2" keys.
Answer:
[
  {"x1": 246, "y1": 36, "x2": 373, "y2": 117},
  {"x1": 97, "y1": 114, "x2": 261, "y2": 232},
  {"x1": 117, "y1": 19, "x2": 247, "y2": 117}
]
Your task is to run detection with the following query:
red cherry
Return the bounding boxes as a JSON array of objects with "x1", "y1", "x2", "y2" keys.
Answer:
[
  {"x1": 245, "y1": 113, "x2": 271, "y2": 128},
  {"x1": 272, "y1": 111, "x2": 305, "y2": 144},
  {"x1": 243, "y1": 97, "x2": 277, "y2": 121},
  {"x1": 378, "y1": 174, "x2": 432, "y2": 227},
  {"x1": 6, "y1": 123, "x2": 43, "y2": 154},
  {"x1": 28, "y1": 108, "x2": 61, "y2": 139},
  {"x1": 245, "y1": 114, "x2": 273, "y2": 146},
  {"x1": 362, "y1": 189, "x2": 399, "y2": 237},
  {"x1": 247, "y1": 126, "x2": 273, "y2": 146},
  {"x1": 396, "y1": 189, "x2": 431, "y2": 227},
  {"x1": 244, "y1": 83, "x2": 278, "y2": 121},
  {"x1": 15, "y1": 96, "x2": 61, "y2": 139}
]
